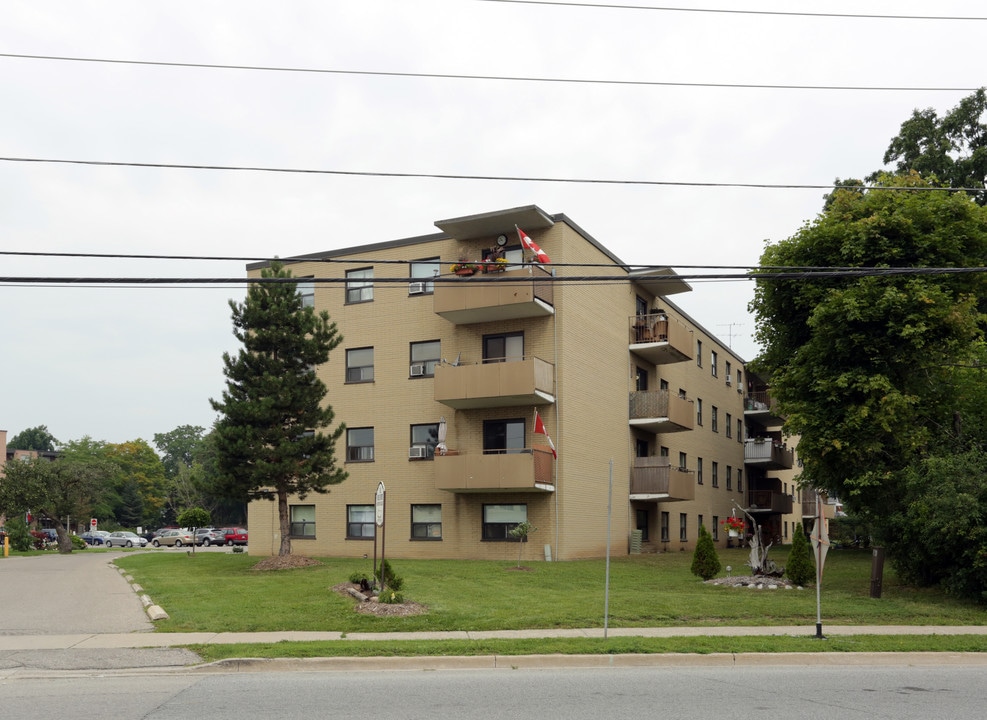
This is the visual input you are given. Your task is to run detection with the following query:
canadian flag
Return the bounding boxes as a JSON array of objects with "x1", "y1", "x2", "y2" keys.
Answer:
[
  {"x1": 517, "y1": 227, "x2": 551, "y2": 264},
  {"x1": 534, "y1": 411, "x2": 557, "y2": 459}
]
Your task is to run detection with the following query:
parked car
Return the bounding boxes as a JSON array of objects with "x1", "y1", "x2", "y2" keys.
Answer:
[
  {"x1": 193, "y1": 527, "x2": 224, "y2": 546},
  {"x1": 81, "y1": 530, "x2": 111, "y2": 546},
  {"x1": 151, "y1": 529, "x2": 194, "y2": 547},
  {"x1": 104, "y1": 531, "x2": 148, "y2": 548},
  {"x1": 222, "y1": 527, "x2": 249, "y2": 546}
]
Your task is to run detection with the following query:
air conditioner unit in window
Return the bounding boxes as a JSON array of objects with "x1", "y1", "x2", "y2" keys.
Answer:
[
  {"x1": 408, "y1": 445, "x2": 428, "y2": 459},
  {"x1": 725, "y1": 376, "x2": 732, "y2": 385},
  {"x1": 409, "y1": 363, "x2": 426, "y2": 377},
  {"x1": 408, "y1": 282, "x2": 426, "y2": 295}
]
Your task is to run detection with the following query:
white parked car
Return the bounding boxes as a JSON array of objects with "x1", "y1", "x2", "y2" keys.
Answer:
[{"x1": 104, "y1": 531, "x2": 148, "y2": 548}]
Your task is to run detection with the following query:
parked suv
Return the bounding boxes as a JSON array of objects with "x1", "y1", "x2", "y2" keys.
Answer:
[
  {"x1": 222, "y1": 527, "x2": 248, "y2": 546},
  {"x1": 194, "y1": 527, "x2": 224, "y2": 546}
]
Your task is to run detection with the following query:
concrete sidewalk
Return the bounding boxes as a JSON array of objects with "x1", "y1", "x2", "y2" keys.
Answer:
[{"x1": 2, "y1": 624, "x2": 987, "y2": 652}]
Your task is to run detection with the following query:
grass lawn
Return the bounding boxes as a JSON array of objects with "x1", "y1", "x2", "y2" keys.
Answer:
[{"x1": 114, "y1": 548, "x2": 986, "y2": 639}]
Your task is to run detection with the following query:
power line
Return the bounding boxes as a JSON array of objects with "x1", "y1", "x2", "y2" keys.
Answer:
[
  {"x1": 475, "y1": 0, "x2": 987, "y2": 21},
  {"x1": 1, "y1": 53, "x2": 979, "y2": 93},
  {"x1": 3, "y1": 156, "x2": 984, "y2": 194},
  {"x1": 2, "y1": 266, "x2": 985, "y2": 288}
]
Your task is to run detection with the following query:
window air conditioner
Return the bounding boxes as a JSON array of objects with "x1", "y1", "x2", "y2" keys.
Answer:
[
  {"x1": 409, "y1": 363, "x2": 426, "y2": 377},
  {"x1": 725, "y1": 376, "x2": 732, "y2": 385},
  {"x1": 408, "y1": 445, "x2": 429, "y2": 459},
  {"x1": 408, "y1": 282, "x2": 426, "y2": 295}
]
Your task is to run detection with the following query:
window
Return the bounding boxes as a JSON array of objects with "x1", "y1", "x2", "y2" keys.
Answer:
[
  {"x1": 712, "y1": 461, "x2": 719, "y2": 488},
  {"x1": 711, "y1": 351, "x2": 718, "y2": 377},
  {"x1": 345, "y1": 267, "x2": 373, "y2": 304},
  {"x1": 696, "y1": 457, "x2": 703, "y2": 484},
  {"x1": 737, "y1": 368, "x2": 743, "y2": 389},
  {"x1": 482, "y1": 503, "x2": 527, "y2": 540},
  {"x1": 737, "y1": 469, "x2": 743, "y2": 493},
  {"x1": 679, "y1": 513, "x2": 688, "y2": 542},
  {"x1": 635, "y1": 366, "x2": 648, "y2": 391},
  {"x1": 483, "y1": 418, "x2": 525, "y2": 454},
  {"x1": 711, "y1": 405, "x2": 718, "y2": 433},
  {"x1": 712, "y1": 516, "x2": 720, "y2": 541},
  {"x1": 635, "y1": 438, "x2": 649, "y2": 457},
  {"x1": 290, "y1": 505, "x2": 316, "y2": 538},
  {"x1": 346, "y1": 505, "x2": 375, "y2": 538},
  {"x1": 696, "y1": 340, "x2": 703, "y2": 367},
  {"x1": 659, "y1": 445, "x2": 670, "y2": 458},
  {"x1": 660, "y1": 512, "x2": 670, "y2": 542},
  {"x1": 678, "y1": 387, "x2": 687, "y2": 399},
  {"x1": 409, "y1": 258, "x2": 441, "y2": 294},
  {"x1": 737, "y1": 419, "x2": 743, "y2": 442},
  {"x1": 660, "y1": 378, "x2": 669, "y2": 392},
  {"x1": 725, "y1": 360, "x2": 732, "y2": 383},
  {"x1": 346, "y1": 428, "x2": 374, "y2": 462},
  {"x1": 410, "y1": 423, "x2": 439, "y2": 459},
  {"x1": 483, "y1": 332, "x2": 523, "y2": 362},
  {"x1": 411, "y1": 504, "x2": 442, "y2": 539},
  {"x1": 410, "y1": 340, "x2": 441, "y2": 377},
  {"x1": 696, "y1": 398, "x2": 703, "y2": 426},
  {"x1": 678, "y1": 452, "x2": 687, "y2": 470},
  {"x1": 297, "y1": 277, "x2": 315, "y2": 308},
  {"x1": 346, "y1": 347, "x2": 374, "y2": 383},
  {"x1": 726, "y1": 465, "x2": 733, "y2": 491},
  {"x1": 635, "y1": 295, "x2": 648, "y2": 317},
  {"x1": 726, "y1": 413, "x2": 732, "y2": 438}
]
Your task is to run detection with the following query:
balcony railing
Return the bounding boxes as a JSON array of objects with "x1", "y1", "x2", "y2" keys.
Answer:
[
  {"x1": 629, "y1": 390, "x2": 694, "y2": 433},
  {"x1": 434, "y1": 356, "x2": 555, "y2": 410},
  {"x1": 629, "y1": 457, "x2": 695, "y2": 501},
  {"x1": 743, "y1": 438, "x2": 794, "y2": 469},
  {"x1": 744, "y1": 390, "x2": 785, "y2": 427},
  {"x1": 747, "y1": 490, "x2": 794, "y2": 514},
  {"x1": 433, "y1": 447, "x2": 555, "y2": 493},
  {"x1": 628, "y1": 313, "x2": 692, "y2": 364},
  {"x1": 433, "y1": 265, "x2": 554, "y2": 324}
]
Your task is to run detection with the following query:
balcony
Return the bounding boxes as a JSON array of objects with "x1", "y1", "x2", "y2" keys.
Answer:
[
  {"x1": 628, "y1": 313, "x2": 692, "y2": 364},
  {"x1": 434, "y1": 356, "x2": 555, "y2": 410},
  {"x1": 629, "y1": 457, "x2": 695, "y2": 501},
  {"x1": 744, "y1": 390, "x2": 785, "y2": 427},
  {"x1": 743, "y1": 438, "x2": 794, "y2": 469},
  {"x1": 434, "y1": 448, "x2": 555, "y2": 493},
  {"x1": 747, "y1": 490, "x2": 794, "y2": 514},
  {"x1": 433, "y1": 266, "x2": 554, "y2": 324},
  {"x1": 629, "y1": 390, "x2": 694, "y2": 433}
]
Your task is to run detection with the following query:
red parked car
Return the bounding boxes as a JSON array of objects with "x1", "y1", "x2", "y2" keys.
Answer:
[{"x1": 222, "y1": 527, "x2": 248, "y2": 546}]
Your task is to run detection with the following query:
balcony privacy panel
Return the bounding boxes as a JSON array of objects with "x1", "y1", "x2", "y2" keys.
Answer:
[
  {"x1": 433, "y1": 267, "x2": 554, "y2": 324},
  {"x1": 434, "y1": 357, "x2": 555, "y2": 409},
  {"x1": 629, "y1": 457, "x2": 695, "y2": 501},
  {"x1": 628, "y1": 391, "x2": 694, "y2": 432}
]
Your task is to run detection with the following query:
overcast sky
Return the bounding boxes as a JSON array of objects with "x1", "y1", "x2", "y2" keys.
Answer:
[{"x1": 2, "y1": 1, "x2": 984, "y2": 446}]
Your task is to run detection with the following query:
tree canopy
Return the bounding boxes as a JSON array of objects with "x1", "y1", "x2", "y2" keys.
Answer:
[
  {"x1": 750, "y1": 174, "x2": 987, "y2": 601},
  {"x1": 7, "y1": 425, "x2": 60, "y2": 453},
  {"x1": 870, "y1": 88, "x2": 987, "y2": 206},
  {"x1": 210, "y1": 262, "x2": 347, "y2": 556}
]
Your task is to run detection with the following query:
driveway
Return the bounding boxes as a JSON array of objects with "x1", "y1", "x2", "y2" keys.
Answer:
[{"x1": 0, "y1": 550, "x2": 153, "y2": 635}]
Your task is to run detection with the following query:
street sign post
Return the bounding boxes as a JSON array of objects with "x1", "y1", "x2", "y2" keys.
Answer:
[{"x1": 373, "y1": 482, "x2": 385, "y2": 586}]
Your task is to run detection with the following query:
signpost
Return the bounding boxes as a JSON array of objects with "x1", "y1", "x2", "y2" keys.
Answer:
[
  {"x1": 810, "y1": 495, "x2": 830, "y2": 639},
  {"x1": 373, "y1": 482, "x2": 385, "y2": 587}
]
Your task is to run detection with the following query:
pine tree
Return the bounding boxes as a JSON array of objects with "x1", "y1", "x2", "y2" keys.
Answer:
[
  {"x1": 785, "y1": 523, "x2": 816, "y2": 587},
  {"x1": 210, "y1": 262, "x2": 347, "y2": 556},
  {"x1": 690, "y1": 524, "x2": 722, "y2": 580}
]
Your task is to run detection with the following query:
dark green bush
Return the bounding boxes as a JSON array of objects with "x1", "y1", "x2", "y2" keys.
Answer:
[
  {"x1": 377, "y1": 559, "x2": 404, "y2": 591},
  {"x1": 785, "y1": 523, "x2": 816, "y2": 586},
  {"x1": 379, "y1": 589, "x2": 404, "y2": 604},
  {"x1": 690, "y1": 524, "x2": 722, "y2": 580}
]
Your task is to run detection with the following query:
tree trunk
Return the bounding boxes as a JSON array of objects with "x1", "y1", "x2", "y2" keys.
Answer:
[{"x1": 277, "y1": 489, "x2": 292, "y2": 556}]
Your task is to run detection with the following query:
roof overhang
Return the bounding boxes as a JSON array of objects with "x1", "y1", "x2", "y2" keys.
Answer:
[
  {"x1": 628, "y1": 267, "x2": 692, "y2": 297},
  {"x1": 435, "y1": 205, "x2": 555, "y2": 241}
]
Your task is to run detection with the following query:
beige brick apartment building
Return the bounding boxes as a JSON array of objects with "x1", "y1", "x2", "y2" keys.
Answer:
[{"x1": 244, "y1": 205, "x2": 815, "y2": 560}]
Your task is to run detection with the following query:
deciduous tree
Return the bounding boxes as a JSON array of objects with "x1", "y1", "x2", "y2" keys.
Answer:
[
  {"x1": 7, "y1": 425, "x2": 60, "y2": 453},
  {"x1": 210, "y1": 262, "x2": 347, "y2": 556}
]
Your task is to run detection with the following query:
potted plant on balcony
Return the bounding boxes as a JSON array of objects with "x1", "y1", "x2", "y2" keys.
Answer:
[
  {"x1": 721, "y1": 515, "x2": 745, "y2": 538},
  {"x1": 450, "y1": 259, "x2": 480, "y2": 276}
]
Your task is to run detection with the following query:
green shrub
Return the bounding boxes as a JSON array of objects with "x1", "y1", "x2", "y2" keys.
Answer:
[
  {"x1": 377, "y1": 559, "x2": 404, "y2": 591},
  {"x1": 379, "y1": 589, "x2": 404, "y2": 604},
  {"x1": 70, "y1": 534, "x2": 86, "y2": 550},
  {"x1": 785, "y1": 523, "x2": 816, "y2": 586},
  {"x1": 690, "y1": 524, "x2": 722, "y2": 580},
  {"x1": 5, "y1": 516, "x2": 33, "y2": 552}
]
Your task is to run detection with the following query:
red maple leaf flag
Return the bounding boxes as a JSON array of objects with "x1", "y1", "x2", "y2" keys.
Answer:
[
  {"x1": 517, "y1": 227, "x2": 551, "y2": 264},
  {"x1": 534, "y1": 410, "x2": 557, "y2": 459}
]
